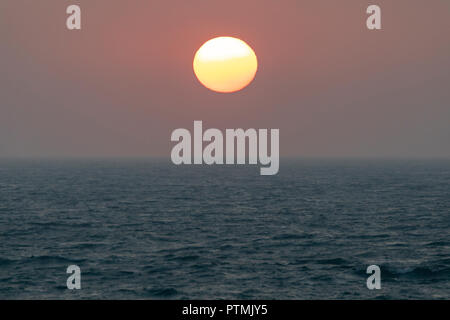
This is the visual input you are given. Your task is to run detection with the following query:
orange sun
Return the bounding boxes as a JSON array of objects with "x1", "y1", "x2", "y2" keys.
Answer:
[{"x1": 193, "y1": 37, "x2": 258, "y2": 93}]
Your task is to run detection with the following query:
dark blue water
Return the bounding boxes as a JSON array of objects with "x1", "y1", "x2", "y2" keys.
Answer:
[{"x1": 0, "y1": 159, "x2": 449, "y2": 299}]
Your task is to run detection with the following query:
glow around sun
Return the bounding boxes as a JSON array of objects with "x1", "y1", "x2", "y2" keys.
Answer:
[{"x1": 193, "y1": 37, "x2": 258, "y2": 93}]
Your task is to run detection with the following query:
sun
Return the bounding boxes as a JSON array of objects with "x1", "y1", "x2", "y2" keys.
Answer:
[{"x1": 193, "y1": 37, "x2": 258, "y2": 93}]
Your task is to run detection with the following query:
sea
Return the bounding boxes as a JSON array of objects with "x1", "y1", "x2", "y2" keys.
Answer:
[{"x1": 0, "y1": 159, "x2": 449, "y2": 299}]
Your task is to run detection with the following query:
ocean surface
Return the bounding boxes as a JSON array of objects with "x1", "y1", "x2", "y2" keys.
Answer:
[{"x1": 0, "y1": 159, "x2": 449, "y2": 299}]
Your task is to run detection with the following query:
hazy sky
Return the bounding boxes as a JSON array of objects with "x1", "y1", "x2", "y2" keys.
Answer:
[{"x1": 1, "y1": 0, "x2": 449, "y2": 158}]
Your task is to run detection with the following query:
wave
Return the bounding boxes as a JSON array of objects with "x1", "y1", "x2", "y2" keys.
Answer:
[
  {"x1": 0, "y1": 257, "x2": 15, "y2": 266},
  {"x1": 29, "y1": 221, "x2": 93, "y2": 228},
  {"x1": 315, "y1": 258, "x2": 349, "y2": 265},
  {"x1": 144, "y1": 287, "x2": 179, "y2": 297},
  {"x1": 167, "y1": 255, "x2": 201, "y2": 262},
  {"x1": 382, "y1": 266, "x2": 450, "y2": 280},
  {"x1": 23, "y1": 255, "x2": 86, "y2": 264},
  {"x1": 272, "y1": 233, "x2": 314, "y2": 240}
]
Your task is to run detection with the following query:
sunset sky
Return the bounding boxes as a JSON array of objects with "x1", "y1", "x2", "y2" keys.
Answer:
[{"x1": 1, "y1": 0, "x2": 449, "y2": 158}]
